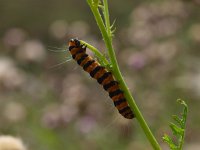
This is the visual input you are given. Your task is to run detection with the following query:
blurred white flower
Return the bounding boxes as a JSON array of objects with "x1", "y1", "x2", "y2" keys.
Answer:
[
  {"x1": 3, "y1": 102, "x2": 26, "y2": 122},
  {"x1": 0, "y1": 57, "x2": 26, "y2": 89},
  {"x1": 160, "y1": 1, "x2": 187, "y2": 17},
  {"x1": 16, "y1": 40, "x2": 46, "y2": 63},
  {"x1": 0, "y1": 135, "x2": 26, "y2": 150},
  {"x1": 175, "y1": 71, "x2": 200, "y2": 97},
  {"x1": 3, "y1": 28, "x2": 27, "y2": 48},
  {"x1": 68, "y1": 21, "x2": 89, "y2": 38},
  {"x1": 49, "y1": 20, "x2": 68, "y2": 39}
]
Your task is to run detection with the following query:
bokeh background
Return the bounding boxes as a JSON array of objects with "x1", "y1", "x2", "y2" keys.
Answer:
[{"x1": 0, "y1": 0, "x2": 200, "y2": 150}]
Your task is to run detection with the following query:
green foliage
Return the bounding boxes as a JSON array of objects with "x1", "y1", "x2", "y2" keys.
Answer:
[{"x1": 163, "y1": 99, "x2": 188, "y2": 150}]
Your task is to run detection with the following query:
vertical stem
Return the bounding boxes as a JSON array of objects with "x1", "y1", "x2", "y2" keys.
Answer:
[
  {"x1": 103, "y1": 0, "x2": 111, "y2": 38},
  {"x1": 87, "y1": 0, "x2": 161, "y2": 149},
  {"x1": 179, "y1": 101, "x2": 188, "y2": 150}
]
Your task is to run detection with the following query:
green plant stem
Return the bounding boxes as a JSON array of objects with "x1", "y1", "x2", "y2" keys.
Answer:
[
  {"x1": 179, "y1": 100, "x2": 188, "y2": 150},
  {"x1": 103, "y1": 0, "x2": 111, "y2": 38},
  {"x1": 87, "y1": 0, "x2": 161, "y2": 150},
  {"x1": 80, "y1": 40, "x2": 109, "y2": 66}
]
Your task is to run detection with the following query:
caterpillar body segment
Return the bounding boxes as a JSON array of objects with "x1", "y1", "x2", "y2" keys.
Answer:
[{"x1": 68, "y1": 39, "x2": 134, "y2": 119}]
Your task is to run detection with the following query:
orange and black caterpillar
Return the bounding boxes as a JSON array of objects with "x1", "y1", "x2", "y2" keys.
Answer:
[{"x1": 68, "y1": 39, "x2": 134, "y2": 119}]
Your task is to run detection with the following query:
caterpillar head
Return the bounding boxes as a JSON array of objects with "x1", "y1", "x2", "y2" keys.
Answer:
[{"x1": 69, "y1": 38, "x2": 80, "y2": 50}]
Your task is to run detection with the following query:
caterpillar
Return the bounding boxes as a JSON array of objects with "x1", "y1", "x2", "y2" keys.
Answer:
[{"x1": 68, "y1": 39, "x2": 134, "y2": 119}]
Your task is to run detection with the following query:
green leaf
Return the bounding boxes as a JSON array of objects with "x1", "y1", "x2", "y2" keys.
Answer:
[
  {"x1": 163, "y1": 134, "x2": 178, "y2": 150},
  {"x1": 98, "y1": 5, "x2": 104, "y2": 9},
  {"x1": 163, "y1": 99, "x2": 188, "y2": 150},
  {"x1": 163, "y1": 134, "x2": 174, "y2": 145},
  {"x1": 110, "y1": 19, "x2": 116, "y2": 37},
  {"x1": 110, "y1": 19, "x2": 116, "y2": 30},
  {"x1": 170, "y1": 123, "x2": 184, "y2": 136},
  {"x1": 172, "y1": 115, "x2": 183, "y2": 127}
]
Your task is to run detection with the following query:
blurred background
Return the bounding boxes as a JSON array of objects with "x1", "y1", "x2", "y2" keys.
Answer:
[{"x1": 0, "y1": 0, "x2": 200, "y2": 150}]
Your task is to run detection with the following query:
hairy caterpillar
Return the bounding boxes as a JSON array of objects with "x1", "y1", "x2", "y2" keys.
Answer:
[{"x1": 68, "y1": 39, "x2": 134, "y2": 119}]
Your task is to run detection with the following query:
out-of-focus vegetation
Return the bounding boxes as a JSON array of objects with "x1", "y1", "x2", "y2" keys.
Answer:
[{"x1": 0, "y1": 0, "x2": 200, "y2": 150}]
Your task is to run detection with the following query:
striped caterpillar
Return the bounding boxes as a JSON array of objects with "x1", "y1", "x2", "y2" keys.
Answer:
[{"x1": 68, "y1": 39, "x2": 134, "y2": 119}]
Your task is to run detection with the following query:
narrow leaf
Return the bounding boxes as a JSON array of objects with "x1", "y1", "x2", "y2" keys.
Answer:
[
  {"x1": 170, "y1": 123, "x2": 184, "y2": 136},
  {"x1": 163, "y1": 134, "x2": 177, "y2": 149},
  {"x1": 172, "y1": 115, "x2": 183, "y2": 128}
]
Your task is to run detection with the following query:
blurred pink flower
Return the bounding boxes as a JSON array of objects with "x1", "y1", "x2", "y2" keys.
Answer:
[
  {"x1": 127, "y1": 25, "x2": 153, "y2": 47},
  {"x1": 128, "y1": 52, "x2": 147, "y2": 70},
  {"x1": 144, "y1": 41, "x2": 179, "y2": 62},
  {"x1": 152, "y1": 17, "x2": 180, "y2": 38},
  {"x1": 60, "y1": 105, "x2": 79, "y2": 123},
  {"x1": 132, "y1": 1, "x2": 187, "y2": 22},
  {"x1": 41, "y1": 104, "x2": 63, "y2": 128},
  {"x1": 41, "y1": 104, "x2": 78, "y2": 128},
  {"x1": 75, "y1": 116, "x2": 97, "y2": 134}
]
